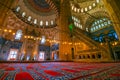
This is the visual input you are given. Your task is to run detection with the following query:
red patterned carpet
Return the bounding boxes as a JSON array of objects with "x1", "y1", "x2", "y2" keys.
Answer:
[{"x1": 0, "y1": 62, "x2": 120, "y2": 80}]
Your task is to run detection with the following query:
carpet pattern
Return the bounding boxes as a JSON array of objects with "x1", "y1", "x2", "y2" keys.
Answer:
[{"x1": 0, "y1": 62, "x2": 120, "y2": 80}]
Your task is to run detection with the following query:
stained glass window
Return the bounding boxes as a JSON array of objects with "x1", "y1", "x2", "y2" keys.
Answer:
[{"x1": 8, "y1": 49, "x2": 18, "y2": 60}]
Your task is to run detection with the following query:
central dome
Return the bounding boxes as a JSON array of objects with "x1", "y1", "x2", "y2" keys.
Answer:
[
  {"x1": 22, "y1": 0, "x2": 58, "y2": 16},
  {"x1": 26, "y1": 0, "x2": 51, "y2": 12},
  {"x1": 13, "y1": 0, "x2": 59, "y2": 28}
]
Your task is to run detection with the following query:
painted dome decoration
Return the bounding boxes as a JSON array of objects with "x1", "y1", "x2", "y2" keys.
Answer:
[
  {"x1": 13, "y1": 0, "x2": 59, "y2": 28},
  {"x1": 24, "y1": 0, "x2": 55, "y2": 14}
]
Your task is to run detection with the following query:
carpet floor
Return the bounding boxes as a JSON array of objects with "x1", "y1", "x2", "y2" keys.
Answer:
[{"x1": 0, "y1": 62, "x2": 120, "y2": 80}]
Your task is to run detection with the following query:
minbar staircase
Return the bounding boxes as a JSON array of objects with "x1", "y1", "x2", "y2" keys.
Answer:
[{"x1": 73, "y1": 27, "x2": 112, "y2": 60}]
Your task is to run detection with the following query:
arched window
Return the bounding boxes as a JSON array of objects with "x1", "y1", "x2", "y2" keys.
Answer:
[
  {"x1": 91, "y1": 28, "x2": 93, "y2": 32},
  {"x1": 100, "y1": 20, "x2": 103, "y2": 23},
  {"x1": 104, "y1": 22, "x2": 108, "y2": 26},
  {"x1": 75, "y1": 18, "x2": 78, "y2": 22},
  {"x1": 96, "y1": 26, "x2": 98, "y2": 29},
  {"x1": 34, "y1": 19, "x2": 37, "y2": 24},
  {"x1": 85, "y1": 7, "x2": 88, "y2": 11},
  {"x1": 22, "y1": 12, "x2": 26, "y2": 17},
  {"x1": 97, "y1": 21, "x2": 99, "y2": 24},
  {"x1": 74, "y1": 7, "x2": 77, "y2": 12},
  {"x1": 51, "y1": 20, "x2": 54, "y2": 25},
  {"x1": 96, "y1": 0, "x2": 100, "y2": 3},
  {"x1": 74, "y1": 22, "x2": 77, "y2": 26},
  {"x1": 113, "y1": 32, "x2": 118, "y2": 39},
  {"x1": 76, "y1": 23, "x2": 79, "y2": 27},
  {"x1": 81, "y1": 8, "x2": 84, "y2": 12},
  {"x1": 41, "y1": 36, "x2": 46, "y2": 44},
  {"x1": 28, "y1": 16, "x2": 31, "y2": 21},
  {"x1": 15, "y1": 30, "x2": 22, "y2": 40},
  {"x1": 73, "y1": 17, "x2": 75, "y2": 21},
  {"x1": 46, "y1": 21, "x2": 48, "y2": 26},
  {"x1": 71, "y1": 5, "x2": 74, "y2": 10},
  {"x1": 16, "y1": 6, "x2": 20, "y2": 12},
  {"x1": 80, "y1": 25, "x2": 83, "y2": 29},
  {"x1": 86, "y1": 28, "x2": 88, "y2": 31},
  {"x1": 95, "y1": 22, "x2": 97, "y2": 25},
  {"x1": 72, "y1": 16, "x2": 74, "y2": 20},
  {"x1": 93, "y1": 3, "x2": 96, "y2": 7},
  {"x1": 108, "y1": 21, "x2": 111, "y2": 25},
  {"x1": 40, "y1": 21, "x2": 43, "y2": 26},
  {"x1": 89, "y1": 6, "x2": 92, "y2": 9},
  {"x1": 103, "y1": 18, "x2": 106, "y2": 21},
  {"x1": 101, "y1": 24, "x2": 104, "y2": 27},
  {"x1": 77, "y1": 9, "x2": 80, "y2": 13},
  {"x1": 98, "y1": 25, "x2": 101, "y2": 28}
]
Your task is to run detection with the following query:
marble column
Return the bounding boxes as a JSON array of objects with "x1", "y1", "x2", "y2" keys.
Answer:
[
  {"x1": 20, "y1": 38, "x2": 27, "y2": 60},
  {"x1": 32, "y1": 40, "x2": 39, "y2": 60},
  {"x1": 59, "y1": 0, "x2": 72, "y2": 60}
]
